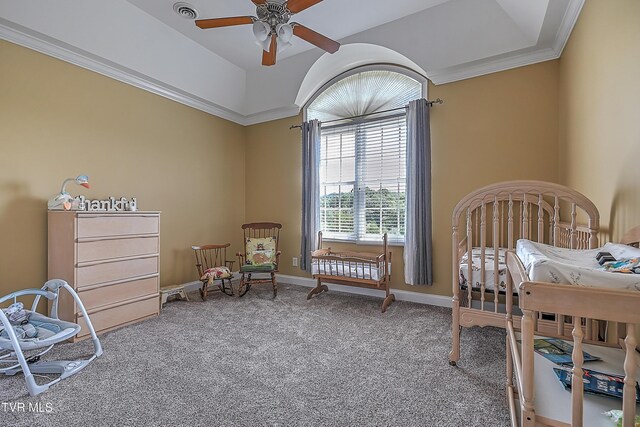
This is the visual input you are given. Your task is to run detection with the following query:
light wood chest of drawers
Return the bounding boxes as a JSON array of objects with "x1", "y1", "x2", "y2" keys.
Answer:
[{"x1": 48, "y1": 211, "x2": 160, "y2": 340}]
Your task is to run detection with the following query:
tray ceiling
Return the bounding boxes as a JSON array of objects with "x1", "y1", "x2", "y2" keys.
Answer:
[{"x1": 0, "y1": 0, "x2": 584, "y2": 125}]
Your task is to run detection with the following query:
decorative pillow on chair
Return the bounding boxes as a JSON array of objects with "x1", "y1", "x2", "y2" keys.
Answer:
[
  {"x1": 245, "y1": 237, "x2": 277, "y2": 266},
  {"x1": 201, "y1": 266, "x2": 232, "y2": 285}
]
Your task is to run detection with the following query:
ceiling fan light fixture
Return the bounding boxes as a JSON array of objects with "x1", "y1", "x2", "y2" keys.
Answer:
[
  {"x1": 255, "y1": 37, "x2": 272, "y2": 52},
  {"x1": 252, "y1": 20, "x2": 271, "y2": 42},
  {"x1": 197, "y1": 0, "x2": 339, "y2": 66},
  {"x1": 277, "y1": 40, "x2": 292, "y2": 53},
  {"x1": 276, "y1": 23, "x2": 293, "y2": 43}
]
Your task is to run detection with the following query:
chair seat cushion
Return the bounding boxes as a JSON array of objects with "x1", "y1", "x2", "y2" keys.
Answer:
[
  {"x1": 201, "y1": 266, "x2": 233, "y2": 285},
  {"x1": 240, "y1": 263, "x2": 277, "y2": 273}
]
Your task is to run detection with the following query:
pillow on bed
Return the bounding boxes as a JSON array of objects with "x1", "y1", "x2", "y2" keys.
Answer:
[
  {"x1": 600, "y1": 258, "x2": 640, "y2": 274},
  {"x1": 245, "y1": 237, "x2": 277, "y2": 266}
]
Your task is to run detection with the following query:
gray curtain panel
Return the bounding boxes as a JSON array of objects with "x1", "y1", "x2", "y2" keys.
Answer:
[
  {"x1": 300, "y1": 119, "x2": 321, "y2": 272},
  {"x1": 404, "y1": 99, "x2": 433, "y2": 285}
]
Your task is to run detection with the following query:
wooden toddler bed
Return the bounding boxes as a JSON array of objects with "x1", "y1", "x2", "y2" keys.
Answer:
[
  {"x1": 306, "y1": 231, "x2": 395, "y2": 312},
  {"x1": 450, "y1": 180, "x2": 601, "y2": 366},
  {"x1": 505, "y1": 227, "x2": 640, "y2": 426}
]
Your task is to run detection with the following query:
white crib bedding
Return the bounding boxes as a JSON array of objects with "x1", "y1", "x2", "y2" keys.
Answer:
[
  {"x1": 459, "y1": 248, "x2": 508, "y2": 293},
  {"x1": 516, "y1": 239, "x2": 640, "y2": 292},
  {"x1": 311, "y1": 260, "x2": 390, "y2": 281}
]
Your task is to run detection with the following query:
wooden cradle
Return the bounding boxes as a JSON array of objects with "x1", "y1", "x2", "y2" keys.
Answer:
[
  {"x1": 450, "y1": 180, "x2": 601, "y2": 366},
  {"x1": 504, "y1": 228, "x2": 640, "y2": 426},
  {"x1": 306, "y1": 231, "x2": 395, "y2": 312}
]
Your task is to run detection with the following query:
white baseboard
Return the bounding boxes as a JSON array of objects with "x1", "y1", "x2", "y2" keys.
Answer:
[
  {"x1": 276, "y1": 274, "x2": 452, "y2": 308},
  {"x1": 175, "y1": 274, "x2": 451, "y2": 308},
  {"x1": 180, "y1": 280, "x2": 204, "y2": 291},
  {"x1": 180, "y1": 273, "x2": 242, "y2": 291}
]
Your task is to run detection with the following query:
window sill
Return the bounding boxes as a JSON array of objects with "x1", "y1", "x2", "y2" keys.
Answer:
[{"x1": 322, "y1": 237, "x2": 405, "y2": 247}]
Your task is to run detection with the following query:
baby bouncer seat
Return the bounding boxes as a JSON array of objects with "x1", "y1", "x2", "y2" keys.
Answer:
[{"x1": 0, "y1": 279, "x2": 102, "y2": 396}]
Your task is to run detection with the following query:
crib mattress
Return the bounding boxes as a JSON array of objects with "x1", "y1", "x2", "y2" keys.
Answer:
[
  {"x1": 516, "y1": 240, "x2": 640, "y2": 291},
  {"x1": 459, "y1": 248, "x2": 508, "y2": 293},
  {"x1": 312, "y1": 261, "x2": 390, "y2": 282}
]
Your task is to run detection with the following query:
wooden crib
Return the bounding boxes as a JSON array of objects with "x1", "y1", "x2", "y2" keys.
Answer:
[
  {"x1": 450, "y1": 180, "x2": 601, "y2": 366},
  {"x1": 306, "y1": 231, "x2": 395, "y2": 312},
  {"x1": 505, "y1": 244, "x2": 640, "y2": 426}
]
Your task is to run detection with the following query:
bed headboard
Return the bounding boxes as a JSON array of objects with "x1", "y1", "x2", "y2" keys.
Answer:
[{"x1": 452, "y1": 180, "x2": 600, "y2": 251}]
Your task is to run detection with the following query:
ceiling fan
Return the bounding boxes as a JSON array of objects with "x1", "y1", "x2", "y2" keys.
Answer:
[{"x1": 195, "y1": 0, "x2": 340, "y2": 66}]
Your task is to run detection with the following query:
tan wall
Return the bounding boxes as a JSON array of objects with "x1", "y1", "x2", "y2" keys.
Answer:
[
  {"x1": 245, "y1": 61, "x2": 560, "y2": 296},
  {"x1": 0, "y1": 36, "x2": 564, "y2": 301},
  {"x1": 0, "y1": 39, "x2": 246, "y2": 298},
  {"x1": 558, "y1": 0, "x2": 640, "y2": 241}
]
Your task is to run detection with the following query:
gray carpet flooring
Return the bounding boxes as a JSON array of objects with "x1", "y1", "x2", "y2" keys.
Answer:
[{"x1": 1, "y1": 284, "x2": 509, "y2": 426}]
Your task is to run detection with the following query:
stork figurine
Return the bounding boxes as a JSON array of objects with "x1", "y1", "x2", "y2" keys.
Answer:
[{"x1": 47, "y1": 175, "x2": 90, "y2": 210}]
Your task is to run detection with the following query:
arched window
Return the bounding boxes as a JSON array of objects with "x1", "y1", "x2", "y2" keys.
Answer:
[{"x1": 305, "y1": 67, "x2": 425, "y2": 243}]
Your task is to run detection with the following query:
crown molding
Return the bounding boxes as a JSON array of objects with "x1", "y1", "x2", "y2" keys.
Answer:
[
  {"x1": 1, "y1": 0, "x2": 585, "y2": 126},
  {"x1": 0, "y1": 19, "x2": 246, "y2": 125},
  {"x1": 428, "y1": 0, "x2": 584, "y2": 86},
  {"x1": 428, "y1": 47, "x2": 559, "y2": 85},
  {"x1": 552, "y1": 0, "x2": 585, "y2": 56},
  {"x1": 242, "y1": 105, "x2": 301, "y2": 126}
]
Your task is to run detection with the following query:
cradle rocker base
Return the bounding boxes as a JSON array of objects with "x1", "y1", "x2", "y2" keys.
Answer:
[
  {"x1": 307, "y1": 282, "x2": 396, "y2": 313},
  {"x1": 381, "y1": 294, "x2": 395, "y2": 313},
  {"x1": 306, "y1": 284, "x2": 328, "y2": 299}
]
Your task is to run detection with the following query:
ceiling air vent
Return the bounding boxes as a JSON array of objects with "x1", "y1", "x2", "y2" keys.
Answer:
[{"x1": 173, "y1": 2, "x2": 199, "y2": 20}]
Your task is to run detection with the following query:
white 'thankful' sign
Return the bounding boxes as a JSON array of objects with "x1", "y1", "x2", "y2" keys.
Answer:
[{"x1": 73, "y1": 195, "x2": 137, "y2": 211}]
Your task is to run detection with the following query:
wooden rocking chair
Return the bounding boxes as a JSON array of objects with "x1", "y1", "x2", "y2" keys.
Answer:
[
  {"x1": 236, "y1": 223, "x2": 282, "y2": 298},
  {"x1": 192, "y1": 243, "x2": 235, "y2": 299}
]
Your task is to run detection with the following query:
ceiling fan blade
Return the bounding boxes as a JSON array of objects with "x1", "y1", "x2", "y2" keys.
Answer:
[
  {"x1": 286, "y1": 0, "x2": 323, "y2": 14},
  {"x1": 292, "y1": 24, "x2": 339, "y2": 53},
  {"x1": 195, "y1": 16, "x2": 254, "y2": 29},
  {"x1": 251, "y1": 0, "x2": 267, "y2": 4},
  {"x1": 262, "y1": 35, "x2": 277, "y2": 66}
]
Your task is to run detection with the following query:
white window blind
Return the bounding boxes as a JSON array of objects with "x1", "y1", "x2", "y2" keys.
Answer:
[{"x1": 319, "y1": 114, "x2": 407, "y2": 244}]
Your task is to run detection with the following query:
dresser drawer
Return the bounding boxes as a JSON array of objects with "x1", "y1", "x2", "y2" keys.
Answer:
[
  {"x1": 77, "y1": 236, "x2": 159, "y2": 263},
  {"x1": 77, "y1": 295, "x2": 158, "y2": 337},
  {"x1": 78, "y1": 276, "x2": 158, "y2": 311},
  {"x1": 77, "y1": 214, "x2": 159, "y2": 238},
  {"x1": 77, "y1": 256, "x2": 158, "y2": 288}
]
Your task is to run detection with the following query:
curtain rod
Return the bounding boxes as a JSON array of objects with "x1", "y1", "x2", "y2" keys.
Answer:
[{"x1": 289, "y1": 98, "x2": 444, "y2": 130}]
